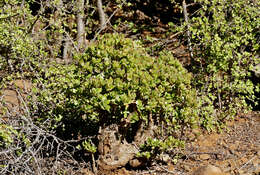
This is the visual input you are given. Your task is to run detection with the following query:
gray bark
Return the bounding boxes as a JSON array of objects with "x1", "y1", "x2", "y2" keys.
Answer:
[
  {"x1": 62, "y1": 36, "x2": 70, "y2": 64},
  {"x1": 182, "y1": 0, "x2": 193, "y2": 60},
  {"x1": 97, "y1": 0, "x2": 106, "y2": 29},
  {"x1": 77, "y1": 0, "x2": 85, "y2": 51}
]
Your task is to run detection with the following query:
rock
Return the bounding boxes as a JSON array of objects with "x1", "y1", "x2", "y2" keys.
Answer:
[
  {"x1": 13, "y1": 79, "x2": 32, "y2": 92},
  {"x1": 257, "y1": 150, "x2": 260, "y2": 157},
  {"x1": 129, "y1": 158, "x2": 143, "y2": 168},
  {"x1": 97, "y1": 124, "x2": 138, "y2": 170},
  {"x1": 192, "y1": 164, "x2": 227, "y2": 175},
  {"x1": 0, "y1": 79, "x2": 32, "y2": 115},
  {"x1": 115, "y1": 168, "x2": 130, "y2": 175},
  {"x1": 2, "y1": 89, "x2": 19, "y2": 107},
  {"x1": 98, "y1": 142, "x2": 137, "y2": 170},
  {"x1": 160, "y1": 153, "x2": 171, "y2": 163},
  {"x1": 80, "y1": 168, "x2": 95, "y2": 175},
  {"x1": 199, "y1": 154, "x2": 211, "y2": 160}
]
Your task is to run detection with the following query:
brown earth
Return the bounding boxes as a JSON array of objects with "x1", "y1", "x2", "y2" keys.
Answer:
[
  {"x1": 101, "y1": 112, "x2": 259, "y2": 175},
  {"x1": 0, "y1": 79, "x2": 32, "y2": 117}
]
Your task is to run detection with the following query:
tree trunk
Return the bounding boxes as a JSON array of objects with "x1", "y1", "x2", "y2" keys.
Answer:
[
  {"x1": 62, "y1": 36, "x2": 70, "y2": 64},
  {"x1": 97, "y1": 0, "x2": 106, "y2": 29},
  {"x1": 182, "y1": 0, "x2": 193, "y2": 64},
  {"x1": 77, "y1": 0, "x2": 85, "y2": 51}
]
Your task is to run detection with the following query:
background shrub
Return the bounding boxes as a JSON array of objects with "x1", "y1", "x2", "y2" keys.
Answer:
[
  {"x1": 0, "y1": 0, "x2": 46, "y2": 74},
  {"x1": 185, "y1": 0, "x2": 259, "y2": 130},
  {"x1": 0, "y1": 0, "x2": 46, "y2": 152}
]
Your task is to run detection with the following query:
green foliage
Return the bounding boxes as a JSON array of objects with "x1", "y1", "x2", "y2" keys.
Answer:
[
  {"x1": 0, "y1": 124, "x2": 18, "y2": 147},
  {"x1": 37, "y1": 33, "x2": 200, "y2": 152},
  {"x1": 0, "y1": 0, "x2": 46, "y2": 74},
  {"x1": 185, "y1": 0, "x2": 259, "y2": 129},
  {"x1": 82, "y1": 139, "x2": 97, "y2": 154},
  {"x1": 137, "y1": 136, "x2": 184, "y2": 160},
  {"x1": 0, "y1": 115, "x2": 31, "y2": 149},
  {"x1": 0, "y1": 123, "x2": 30, "y2": 149}
]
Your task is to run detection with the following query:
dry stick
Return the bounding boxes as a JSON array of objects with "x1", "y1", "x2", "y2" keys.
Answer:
[
  {"x1": 91, "y1": 1, "x2": 126, "y2": 43},
  {"x1": 64, "y1": 31, "x2": 79, "y2": 52},
  {"x1": 237, "y1": 155, "x2": 257, "y2": 171},
  {"x1": 27, "y1": 148, "x2": 42, "y2": 175},
  {"x1": 56, "y1": 0, "x2": 70, "y2": 63},
  {"x1": 217, "y1": 87, "x2": 222, "y2": 110},
  {"x1": 16, "y1": 89, "x2": 31, "y2": 122},
  {"x1": 0, "y1": 101, "x2": 83, "y2": 174},
  {"x1": 3, "y1": 90, "x2": 73, "y2": 172},
  {"x1": 92, "y1": 153, "x2": 97, "y2": 174},
  {"x1": 182, "y1": 0, "x2": 194, "y2": 62},
  {"x1": 91, "y1": 9, "x2": 117, "y2": 43}
]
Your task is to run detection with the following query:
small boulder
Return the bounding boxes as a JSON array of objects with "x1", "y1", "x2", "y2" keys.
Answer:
[{"x1": 192, "y1": 164, "x2": 227, "y2": 175}]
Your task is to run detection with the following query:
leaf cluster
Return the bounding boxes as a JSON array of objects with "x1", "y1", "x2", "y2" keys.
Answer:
[{"x1": 137, "y1": 136, "x2": 184, "y2": 160}]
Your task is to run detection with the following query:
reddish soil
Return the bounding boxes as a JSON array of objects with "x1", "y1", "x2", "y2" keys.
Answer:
[{"x1": 101, "y1": 112, "x2": 259, "y2": 175}]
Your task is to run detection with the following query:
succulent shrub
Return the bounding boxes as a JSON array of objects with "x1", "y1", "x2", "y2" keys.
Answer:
[{"x1": 36, "y1": 33, "x2": 200, "y2": 154}]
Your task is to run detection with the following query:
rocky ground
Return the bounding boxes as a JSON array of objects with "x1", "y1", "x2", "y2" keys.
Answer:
[{"x1": 99, "y1": 111, "x2": 259, "y2": 175}]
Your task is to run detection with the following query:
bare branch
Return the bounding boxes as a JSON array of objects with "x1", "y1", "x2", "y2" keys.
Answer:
[{"x1": 91, "y1": 0, "x2": 126, "y2": 43}]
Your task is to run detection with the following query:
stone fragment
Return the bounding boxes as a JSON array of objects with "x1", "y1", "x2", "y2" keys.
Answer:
[
  {"x1": 129, "y1": 158, "x2": 143, "y2": 168},
  {"x1": 199, "y1": 154, "x2": 211, "y2": 160},
  {"x1": 192, "y1": 164, "x2": 227, "y2": 175}
]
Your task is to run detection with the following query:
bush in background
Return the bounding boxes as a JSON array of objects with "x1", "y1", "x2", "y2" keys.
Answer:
[{"x1": 185, "y1": 0, "x2": 259, "y2": 130}]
